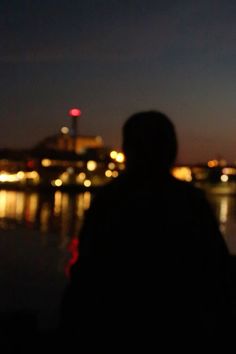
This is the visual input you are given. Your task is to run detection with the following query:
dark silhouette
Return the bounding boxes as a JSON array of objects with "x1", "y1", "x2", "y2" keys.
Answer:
[{"x1": 60, "y1": 111, "x2": 231, "y2": 352}]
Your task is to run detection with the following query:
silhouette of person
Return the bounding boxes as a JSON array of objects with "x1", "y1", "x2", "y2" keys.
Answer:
[{"x1": 60, "y1": 111, "x2": 231, "y2": 352}]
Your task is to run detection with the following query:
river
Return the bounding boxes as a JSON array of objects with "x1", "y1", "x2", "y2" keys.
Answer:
[
  {"x1": 0, "y1": 188, "x2": 235, "y2": 251},
  {"x1": 0, "y1": 188, "x2": 235, "y2": 330}
]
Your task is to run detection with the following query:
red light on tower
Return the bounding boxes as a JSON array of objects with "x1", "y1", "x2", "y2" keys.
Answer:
[
  {"x1": 68, "y1": 107, "x2": 82, "y2": 153},
  {"x1": 69, "y1": 108, "x2": 81, "y2": 117}
]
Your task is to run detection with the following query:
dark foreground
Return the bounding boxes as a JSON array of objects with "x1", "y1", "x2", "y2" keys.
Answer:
[{"x1": 1, "y1": 222, "x2": 236, "y2": 352}]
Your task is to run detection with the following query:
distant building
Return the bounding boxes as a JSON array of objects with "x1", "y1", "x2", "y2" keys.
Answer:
[{"x1": 35, "y1": 132, "x2": 104, "y2": 154}]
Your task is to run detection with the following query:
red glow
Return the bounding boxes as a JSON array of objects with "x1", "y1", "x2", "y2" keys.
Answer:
[
  {"x1": 69, "y1": 108, "x2": 81, "y2": 117},
  {"x1": 27, "y1": 160, "x2": 35, "y2": 169},
  {"x1": 65, "y1": 237, "x2": 79, "y2": 278}
]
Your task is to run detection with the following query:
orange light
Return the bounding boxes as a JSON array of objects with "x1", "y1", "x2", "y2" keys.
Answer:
[{"x1": 208, "y1": 160, "x2": 218, "y2": 168}]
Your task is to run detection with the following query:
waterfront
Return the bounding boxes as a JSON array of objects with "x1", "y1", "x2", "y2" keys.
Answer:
[
  {"x1": 0, "y1": 188, "x2": 235, "y2": 252},
  {"x1": 1, "y1": 187, "x2": 236, "y2": 330},
  {"x1": 0, "y1": 189, "x2": 93, "y2": 330}
]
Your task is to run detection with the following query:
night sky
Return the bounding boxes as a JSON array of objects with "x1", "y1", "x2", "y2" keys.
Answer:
[{"x1": 1, "y1": 0, "x2": 236, "y2": 164}]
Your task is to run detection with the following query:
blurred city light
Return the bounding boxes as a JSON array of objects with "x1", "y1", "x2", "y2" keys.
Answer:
[
  {"x1": 221, "y1": 174, "x2": 229, "y2": 182},
  {"x1": 116, "y1": 153, "x2": 125, "y2": 163},
  {"x1": 110, "y1": 151, "x2": 118, "y2": 159},
  {"x1": 105, "y1": 170, "x2": 112, "y2": 178},
  {"x1": 41, "y1": 159, "x2": 52, "y2": 167},
  {"x1": 87, "y1": 160, "x2": 97, "y2": 171},
  {"x1": 172, "y1": 167, "x2": 192, "y2": 182},
  {"x1": 84, "y1": 179, "x2": 91, "y2": 187},
  {"x1": 61, "y1": 126, "x2": 69, "y2": 134},
  {"x1": 68, "y1": 108, "x2": 82, "y2": 117}
]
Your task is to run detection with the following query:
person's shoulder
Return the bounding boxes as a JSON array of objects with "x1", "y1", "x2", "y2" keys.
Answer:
[
  {"x1": 91, "y1": 174, "x2": 128, "y2": 202},
  {"x1": 170, "y1": 176, "x2": 206, "y2": 199}
]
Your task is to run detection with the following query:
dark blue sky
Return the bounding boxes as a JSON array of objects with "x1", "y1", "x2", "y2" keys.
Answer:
[{"x1": 1, "y1": 0, "x2": 236, "y2": 163}]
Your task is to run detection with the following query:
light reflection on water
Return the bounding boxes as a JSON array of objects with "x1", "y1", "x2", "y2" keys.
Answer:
[
  {"x1": 207, "y1": 194, "x2": 236, "y2": 255},
  {"x1": 0, "y1": 189, "x2": 236, "y2": 254},
  {"x1": 0, "y1": 190, "x2": 92, "y2": 248},
  {"x1": 1, "y1": 189, "x2": 236, "y2": 330}
]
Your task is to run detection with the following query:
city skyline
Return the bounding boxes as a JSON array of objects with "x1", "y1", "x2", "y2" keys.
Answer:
[{"x1": 1, "y1": 1, "x2": 236, "y2": 164}]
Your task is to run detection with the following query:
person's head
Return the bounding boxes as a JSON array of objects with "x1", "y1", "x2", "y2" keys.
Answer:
[{"x1": 122, "y1": 110, "x2": 177, "y2": 175}]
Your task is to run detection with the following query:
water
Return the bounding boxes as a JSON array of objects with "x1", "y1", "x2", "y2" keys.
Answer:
[
  {"x1": 0, "y1": 189, "x2": 92, "y2": 329},
  {"x1": 0, "y1": 188, "x2": 236, "y2": 329},
  {"x1": 0, "y1": 189, "x2": 92, "y2": 241},
  {"x1": 207, "y1": 193, "x2": 236, "y2": 255},
  {"x1": 0, "y1": 188, "x2": 235, "y2": 251}
]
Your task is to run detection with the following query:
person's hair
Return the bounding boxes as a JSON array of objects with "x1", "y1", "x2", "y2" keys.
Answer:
[{"x1": 122, "y1": 110, "x2": 177, "y2": 172}]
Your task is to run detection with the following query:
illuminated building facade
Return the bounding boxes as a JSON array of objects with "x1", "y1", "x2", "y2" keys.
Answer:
[
  {"x1": 35, "y1": 132, "x2": 104, "y2": 154},
  {"x1": 0, "y1": 138, "x2": 235, "y2": 192}
]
